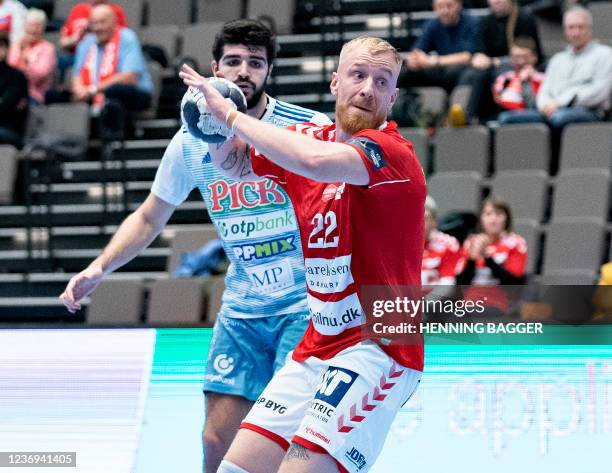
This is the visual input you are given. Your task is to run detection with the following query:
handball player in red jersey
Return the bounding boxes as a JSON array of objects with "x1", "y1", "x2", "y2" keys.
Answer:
[{"x1": 180, "y1": 36, "x2": 425, "y2": 473}]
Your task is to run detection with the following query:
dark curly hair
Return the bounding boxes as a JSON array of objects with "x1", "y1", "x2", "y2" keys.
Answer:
[{"x1": 212, "y1": 19, "x2": 276, "y2": 64}]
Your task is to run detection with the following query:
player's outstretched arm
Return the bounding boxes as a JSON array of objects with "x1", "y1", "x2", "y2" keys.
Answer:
[
  {"x1": 179, "y1": 64, "x2": 369, "y2": 185},
  {"x1": 59, "y1": 193, "x2": 176, "y2": 313}
]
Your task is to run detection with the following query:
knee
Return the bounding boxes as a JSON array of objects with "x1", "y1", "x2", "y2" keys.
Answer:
[{"x1": 203, "y1": 423, "x2": 231, "y2": 455}]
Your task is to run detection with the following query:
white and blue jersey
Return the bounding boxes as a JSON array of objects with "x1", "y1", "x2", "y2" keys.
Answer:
[{"x1": 151, "y1": 96, "x2": 330, "y2": 319}]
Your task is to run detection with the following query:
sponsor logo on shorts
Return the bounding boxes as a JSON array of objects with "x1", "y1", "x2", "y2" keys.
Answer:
[
  {"x1": 213, "y1": 354, "x2": 235, "y2": 375},
  {"x1": 215, "y1": 210, "x2": 297, "y2": 242},
  {"x1": 304, "y1": 427, "x2": 330, "y2": 445},
  {"x1": 345, "y1": 447, "x2": 367, "y2": 471},
  {"x1": 256, "y1": 396, "x2": 287, "y2": 414},
  {"x1": 308, "y1": 294, "x2": 364, "y2": 336},
  {"x1": 305, "y1": 255, "x2": 354, "y2": 294},
  {"x1": 233, "y1": 236, "x2": 296, "y2": 261},
  {"x1": 316, "y1": 367, "x2": 358, "y2": 407},
  {"x1": 307, "y1": 367, "x2": 357, "y2": 424},
  {"x1": 207, "y1": 179, "x2": 287, "y2": 213},
  {"x1": 246, "y1": 259, "x2": 295, "y2": 294}
]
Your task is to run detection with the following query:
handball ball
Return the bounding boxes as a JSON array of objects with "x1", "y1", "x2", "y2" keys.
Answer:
[{"x1": 181, "y1": 77, "x2": 247, "y2": 143}]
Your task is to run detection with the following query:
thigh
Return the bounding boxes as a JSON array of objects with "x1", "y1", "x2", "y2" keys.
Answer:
[
  {"x1": 204, "y1": 316, "x2": 275, "y2": 401},
  {"x1": 293, "y1": 344, "x2": 422, "y2": 473},
  {"x1": 240, "y1": 357, "x2": 322, "y2": 450},
  {"x1": 273, "y1": 314, "x2": 309, "y2": 373},
  {"x1": 224, "y1": 428, "x2": 287, "y2": 473},
  {"x1": 549, "y1": 107, "x2": 600, "y2": 128},
  {"x1": 498, "y1": 109, "x2": 546, "y2": 124}
]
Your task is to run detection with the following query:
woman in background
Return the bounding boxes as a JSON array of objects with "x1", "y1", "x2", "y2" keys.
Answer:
[
  {"x1": 8, "y1": 8, "x2": 56, "y2": 105},
  {"x1": 457, "y1": 197, "x2": 527, "y2": 316}
]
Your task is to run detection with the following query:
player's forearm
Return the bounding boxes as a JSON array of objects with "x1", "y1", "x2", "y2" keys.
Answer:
[
  {"x1": 231, "y1": 112, "x2": 367, "y2": 184},
  {"x1": 89, "y1": 211, "x2": 164, "y2": 275}
]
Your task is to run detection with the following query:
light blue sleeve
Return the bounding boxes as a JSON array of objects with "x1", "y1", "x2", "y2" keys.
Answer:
[
  {"x1": 73, "y1": 34, "x2": 94, "y2": 79},
  {"x1": 151, "y1": 130, "x2": 196, "y2": 206},
  {"x1": 118, "y1": 29, "x2": 144, "y2": 73}
]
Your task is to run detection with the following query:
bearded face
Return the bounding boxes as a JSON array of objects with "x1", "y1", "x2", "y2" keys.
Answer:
[{"x1": 335, "y1": 100, "x2": 387, "y2": 136}]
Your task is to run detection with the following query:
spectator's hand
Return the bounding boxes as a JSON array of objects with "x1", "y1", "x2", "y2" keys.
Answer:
[
  {"x1": 471, "y1": 53, "x2": 492, "y2": 70},
  {"x1": 72, "y1": 84, "x2": 90, "y2": 102},
  {"x1": 518, "y1": 65, "x2": 535, "y2": 81},
  {"x1": 59, "y1": 264, "x2": 104, "y2": 313},
  {"x1": 468, "y1": 234, "x2": 489, "y2": 260},
  {"x1": 406, "y1": 49, "x2": 429, "y2": 70},
  {"x1": 541, "y1": 100, "x2": 559, "y2": 117}
]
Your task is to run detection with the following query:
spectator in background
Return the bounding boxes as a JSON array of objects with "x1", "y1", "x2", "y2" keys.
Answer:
[
  {"x1": 0, "y1": 0, "x2": 26, "y2": 45},
  {"x1": 68, "y1": 4, "x2": 151, "y2": 137},
  {"x1": 534, "y1": 7, "x2": 612, "y2": 128},
  {"x1": 422, "y1": 196, "x2": 463, "y2": 287},
  {"x1": 459, "y1": 0, "x2": 543, "y2": 122},
  {"x1": 8, "y1": 8, "x2": 56, "y2": 105},
  {"x1": 457, "y1": 197, "x2": 527, "y2": 316},
  {"x1": 399, "y1": 0, "x2": 479, "y2": 94},
  {"x1": 60, "y1": 0, "x2": 127, "y2": 55},
  {"x1": 493, "y1": 37, "x2": 545, "y2": 123},
  {"x1": 0, "y1": 32, "x2": 28, "y2": 148}
]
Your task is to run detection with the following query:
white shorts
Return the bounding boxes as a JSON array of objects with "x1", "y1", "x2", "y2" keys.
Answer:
[{"x1": 240, "y1": 342, "x2": 422, "y2": 473}]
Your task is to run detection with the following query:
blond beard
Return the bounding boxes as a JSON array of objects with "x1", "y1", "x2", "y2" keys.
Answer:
[{"x1": 336, "y1": 102, "x2": 386, "y2": 136}]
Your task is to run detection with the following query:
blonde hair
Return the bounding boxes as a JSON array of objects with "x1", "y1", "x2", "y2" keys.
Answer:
[
  {"x1": 339, "y1": 36, "x2": 401, "y2": 67},
  {"x1": 26, "y1": 8, "x2": 47, "y2": 28}
]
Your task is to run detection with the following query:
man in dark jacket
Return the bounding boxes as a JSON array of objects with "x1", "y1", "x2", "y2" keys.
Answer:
[{"x1": 0, "y1": 32, "x2": 28, "y2": 148}]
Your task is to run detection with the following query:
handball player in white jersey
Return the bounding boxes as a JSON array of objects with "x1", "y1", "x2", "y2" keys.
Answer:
[
  {"x1": 59, "y1": 20, "x2": 329, "y2": 472},
  {"x1": 180, "y1": 36, "x2": 425, "y2": 473}
]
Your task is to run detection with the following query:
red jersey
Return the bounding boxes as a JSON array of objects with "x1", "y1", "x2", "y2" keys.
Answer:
[
  {"x1": 422, "y1": 229, "x2": 462, "y2": 285},
  {"x1": 252, "y1": 121, "x2": 426, "y2": 372},
  {"x1": 492, "y1": 69, "x2": 545, "y2": 111},
  {"x1": 461, "y1": 232, "x2": 527, "y2": 311},
  {"x1": 60, "y1": 3, "x2": 127, "y2": 53}
]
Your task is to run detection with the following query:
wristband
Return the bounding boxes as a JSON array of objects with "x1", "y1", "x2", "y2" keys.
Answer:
[{"x1": 226, "y1": 110, "x2": 241, "y2": 131}]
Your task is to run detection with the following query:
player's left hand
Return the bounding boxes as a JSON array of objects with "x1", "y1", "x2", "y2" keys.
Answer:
[{"x1": 179, "y1": 64, "x2": 231, "y2": 124}]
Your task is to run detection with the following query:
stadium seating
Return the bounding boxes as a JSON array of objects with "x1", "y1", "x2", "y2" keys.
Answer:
[
  {"x1": 166, "y1": 225, "x2": 219, "y2": 275},
  {"x1": 147, "y1": 0, "x2": 192, "y2": 26},
  {"x1": 491, "y1": 170, "x2": 549, "y2": 222},
  {"x1": 147, "y1": 277, "x2": 208, "y2": 325},
  {"x1": 494, "y1": 123, "x2": 550, "y2": 173},
  {"x1": 0, "y1": 145, "x2": 18, "y2": 205},
  {"x1": 434, "y1": 126, "x2": 489, "y2": 175},
  {"x1": 87, "y1": 279, "x2": 145, "y2": 324},
  {"x1": 552, "y1": 169, "x2": 610, "y2": 221},
  {"x1": 427, "y1": 171, "x2": 482, "y2": 215},
  {"x1": 398, "y1": 127, "x2": 429, "y2": 173}
]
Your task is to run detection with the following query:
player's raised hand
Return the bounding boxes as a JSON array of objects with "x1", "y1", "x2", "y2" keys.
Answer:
[
  {"x1": 179, "y1": 64, "x2": 231, "y2": 123},
  {"x1": 59, "y1": 264, "x2": 104, "y2": 313}
]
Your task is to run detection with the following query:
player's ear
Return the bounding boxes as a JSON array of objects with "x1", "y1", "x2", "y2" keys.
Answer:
[
  {"x1": 330, "y1": 72, "x2": 338, "y2": 96},
  {"x1": 388, "y1": 87, "x2": 399, "y2": 111},
  {"x1": 266, "y1": 64, "x2": 274, "y2": 82},
  {"x1": 211, "y1": 60, "x2": 220, "y2": 76}
]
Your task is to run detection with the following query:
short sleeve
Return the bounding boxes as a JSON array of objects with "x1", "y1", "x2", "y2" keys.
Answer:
[
  {"x1": 72, "y1": 36, "x2": 92, "y2": 78},
  {"x1": 250, "y1": 146, "x2": 288, "y2": 185},
  {"x1": 151, "y1": 130, "x2": 195, "y2": 206},
  {"x1": 346, "y1": 129, "x2": 417, "y2": 188}
]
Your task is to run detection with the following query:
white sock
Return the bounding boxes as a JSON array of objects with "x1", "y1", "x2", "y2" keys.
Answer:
[{"x1": 217, "y1": 460, "x2": 251, "y2": 473}]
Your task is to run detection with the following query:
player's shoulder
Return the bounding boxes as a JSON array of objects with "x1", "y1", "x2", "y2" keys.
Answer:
[
  {"x1": 431, "y1": 230, "x2": 460, "y2": 250},
  {"x1": 272, "y1": 98, "x2": 331, "y2": 125},
  {"x1": 501, "y1": 232, "x2": 527, "y2": 251}
]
